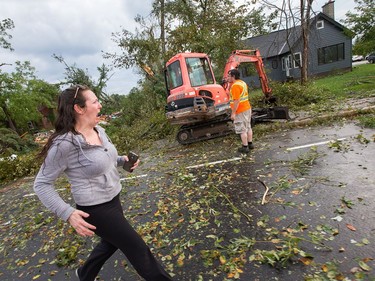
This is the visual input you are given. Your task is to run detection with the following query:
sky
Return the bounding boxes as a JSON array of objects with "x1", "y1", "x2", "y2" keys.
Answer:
[{"x1": 1, "y1": 0, "x2": 356, "y2": 95}]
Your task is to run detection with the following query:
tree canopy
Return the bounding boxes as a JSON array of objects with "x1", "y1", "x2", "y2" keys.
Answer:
[
  {"x1": 104, "y1": 0, "x2": 275, "y2": 82},
  {"x1": 343, "y1": 0, "x2": 375, "y2": 55},
  {"x1": 0, "y1": 61, "x2": 59, "y2": 133},
  {"x1": 52, "y1": 54, "x2": 113, "y2": 103},
  {"x1": 0, "y1": 18, "x2": 14, "y2": 53}
]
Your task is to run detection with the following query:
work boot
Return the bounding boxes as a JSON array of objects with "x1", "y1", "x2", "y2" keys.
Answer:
[
  {"x1": 238, "y1": 146, "x2": 250, "y2": 154},
  {"x1": 248, "y1": 142, "x2": 254, "y2": 149}
]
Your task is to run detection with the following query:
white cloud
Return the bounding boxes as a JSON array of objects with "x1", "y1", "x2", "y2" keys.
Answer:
[
  {"x1": 1, "y1": 0, "x2": 152, "y2": 94},
  {"x1": 1, "y1": 0, "x2": 356, "y2": 95},
  {"x1": 313, "y1": 0, "x2": 355, "y2": 21}
]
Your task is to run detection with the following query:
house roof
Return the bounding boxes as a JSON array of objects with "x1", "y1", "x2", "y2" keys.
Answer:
[
  {"x1": 244, "y1": 12, "x2": 347, "y2": 59},
  {"x1": 244, "y1": 26, "x2": 302, "y2": 58}
]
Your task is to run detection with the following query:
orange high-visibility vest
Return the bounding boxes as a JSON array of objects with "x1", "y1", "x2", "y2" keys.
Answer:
[{"x1": 229, "y1": 80, "x2": 251, "y2": 114}]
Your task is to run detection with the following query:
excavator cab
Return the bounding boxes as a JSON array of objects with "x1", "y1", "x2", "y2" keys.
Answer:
[
  {"x1": 164, "y1": 53, "x2": 232, "y2": 144},
  {"x1": 165, "y1": 55, "x2": 215, "y2": 91},
  {"x1": 164, "y1": 53, "x2": 231, "y2": 127}
]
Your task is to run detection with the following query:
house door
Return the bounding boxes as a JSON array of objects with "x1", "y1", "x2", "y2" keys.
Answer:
[
  {"x1": 285, "y1": 56, "x2": 290, "y2": 77},
  {"x1": 282, "y1": 55, "x2": 291, "y2": 78}
]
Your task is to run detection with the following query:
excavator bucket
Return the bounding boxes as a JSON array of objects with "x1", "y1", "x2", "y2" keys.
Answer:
[
  {"x1": 252, "y1": 106, "x2": 291, "y2": 124},
  {"x1": 267, "y1": 106, "x2": 290, "y2": 120}
]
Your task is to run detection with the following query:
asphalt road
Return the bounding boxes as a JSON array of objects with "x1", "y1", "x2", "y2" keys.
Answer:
[
  {"x1": 107, "y1": 120, "x2": 375, "y2": 280},
  {"x1": 1, "y1": 120, "x2": 374, "y2": 280},
  {"x1": 248, "y1": 121, "x2": 375, "y2": 280}
]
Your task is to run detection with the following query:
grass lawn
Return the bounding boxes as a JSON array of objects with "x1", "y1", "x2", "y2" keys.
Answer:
[
  {"x1": 309, "y1": 63, "x2": 375, "y2": 97},
  {"x1": 251, "y1": 63, "x2": 375, "y2": 110}
]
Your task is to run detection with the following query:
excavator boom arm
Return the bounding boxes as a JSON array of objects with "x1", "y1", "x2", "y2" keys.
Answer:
[{"x1": 223, "y1": 50, "x2": 272, "y2": 99}]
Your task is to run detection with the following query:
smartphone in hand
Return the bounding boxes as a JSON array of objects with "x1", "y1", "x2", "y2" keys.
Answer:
[{"x1": 123, "y1": 151, "x2": 139, "y2": 173}]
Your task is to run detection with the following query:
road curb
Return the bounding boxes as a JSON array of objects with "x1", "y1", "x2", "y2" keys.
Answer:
[{"x1": 287, "y1": 105, "x2": 375, "y2": 127}]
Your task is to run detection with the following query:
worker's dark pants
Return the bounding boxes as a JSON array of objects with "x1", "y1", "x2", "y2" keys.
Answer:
[{"x1": 76, "y1": 194, "x2": 172, "y2": 281}]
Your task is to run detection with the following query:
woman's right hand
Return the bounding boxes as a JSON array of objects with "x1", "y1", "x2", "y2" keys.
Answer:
[{"x1": 68, "y1": 210, "x2": 96, "y2": 237}]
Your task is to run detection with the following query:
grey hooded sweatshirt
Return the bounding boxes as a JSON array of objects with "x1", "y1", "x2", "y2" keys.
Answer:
[{"x1": 33, "y1": 126, "x2": 125, "y2": 221}]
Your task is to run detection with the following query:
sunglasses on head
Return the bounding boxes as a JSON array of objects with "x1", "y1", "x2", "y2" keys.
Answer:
[{"x1": 72, "y1": 84, "x2": 85, "y2": 104}]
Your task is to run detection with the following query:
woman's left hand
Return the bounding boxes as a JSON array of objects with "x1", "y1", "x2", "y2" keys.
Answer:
[
  {"x1": 122, "y1": 156, "x2": 140, "y2": 171},
  {"x1": 131, "y1": 159, "x2": 140, "y2": 170}
]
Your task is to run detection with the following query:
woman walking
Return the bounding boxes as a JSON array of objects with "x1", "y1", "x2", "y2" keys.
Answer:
[{"x1": 34, "y1": 85, "x2": 172, "y2": 281}]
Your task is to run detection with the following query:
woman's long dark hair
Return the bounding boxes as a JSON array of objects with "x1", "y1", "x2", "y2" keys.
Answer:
[{"x1": 38, "y1": 85, "x2": 89, "y2": 159}]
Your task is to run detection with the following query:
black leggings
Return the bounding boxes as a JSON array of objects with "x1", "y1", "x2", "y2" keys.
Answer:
[{"x1": 76, "y1": 194, "x2": 172, "y2": 281}]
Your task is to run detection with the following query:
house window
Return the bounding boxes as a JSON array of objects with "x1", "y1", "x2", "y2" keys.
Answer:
[
  {"x1": 316, "y1": 20, "x2": 324, "y2": 29},
  {"x1": 318, "y1": 43, "x2": 345, "y2": 65},
  {"x1": 294, "y1": 52, "x2": 302, "y2": 68},
  {"x1": 272, "y1": 60, "x2": 278, "y2": 69}
]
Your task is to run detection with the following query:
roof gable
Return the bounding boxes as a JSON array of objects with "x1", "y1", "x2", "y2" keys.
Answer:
[{"x1": 244, "y1": 12, "x2": 347, "y2": 58}]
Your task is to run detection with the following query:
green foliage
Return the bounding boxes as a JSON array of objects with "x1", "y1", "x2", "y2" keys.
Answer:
[
  {"x1": 264, "y1": 63, "x2": 375, "y2": 111},
  {"x1": 343, "y1": 0, "x2": 375, "y2": 55},
  {"x1": 0, "y1": 128, "x2": 37, "y2": 156},
  {"x1": 99, "y1": 73, "x2": 173, "y2": 152},
  {"x1": 0, "y1": 62, "x2": 59, "y2": 133},
  {"x1": 52, "y1": 54, "x2": 113, "y2": 102},
  {"x1": 103, "y1": 15, "x2": 164, "y2": 80},
  {"x1": 116, "y1": 79, "x2": 165, "y2": 126},
  {"x1": 304, "y1": 261, "x2": 351, "y2": 281},
  {"x1": 270, "y1": 81, "x2": 325, "y2": 109},
  {"x1": 105, "y1": 109, "x2": 174, "y2": 153},
  {"x1": 0, "y1": 18, "x2": 15, "y2": 51},
  {"x1": 105, "y1": 0, "x2": 269, "y2": 82},
  {"x1": 100, "y1": 94, "x2": 127, "y2": 115},
  {"x1": 251, "y1": 241, "x2": 300, "y2": 268},
  {"x1": 55, "y1": 239, "x2": 82, "y2": 267},
  {"x1": 357, "y1": 114, "x2": 375, "y2": 129},
  {"x1": 0, "y1": 151, "x2": 41, "y2": 185},
  {"x1": 164, "y1": 0, "x2": 250, "y2": 68},
  {"x1": 309, "y1": 64, "x2": 375, "y2": 95},
  {"x1": 291, "y1": 147, "x2": 320, "y2": 176}
]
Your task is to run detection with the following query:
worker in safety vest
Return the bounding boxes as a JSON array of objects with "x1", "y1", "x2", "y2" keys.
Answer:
[{"x1": 227, "y1": 69, "x2": 254, "y2": 154}]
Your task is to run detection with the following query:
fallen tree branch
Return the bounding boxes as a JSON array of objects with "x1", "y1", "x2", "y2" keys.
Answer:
[
  {"x1": 212, "y1": 185, "x2": 252, "y2": 222},
  {"x1": 258, "y1": 178, "x2": 269, "y2": 205}
]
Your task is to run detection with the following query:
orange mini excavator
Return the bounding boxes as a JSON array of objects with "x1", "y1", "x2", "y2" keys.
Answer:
[{"x1": 164, "y1": 50, "x2": 290, "y2": 144}]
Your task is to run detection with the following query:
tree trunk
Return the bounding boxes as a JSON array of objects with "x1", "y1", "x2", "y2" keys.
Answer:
[
  {"x1": 1, "y1": 104, "x2": 18, "y2": 133},
  {"x1": 160, "y1": 0, "x2": 166, "y2": 60},
  {"x1": 301, "y1": 21, "x2": 309, "y2": 84},
  {"x1": 300, "y1": 0, "x2": 312, "y2": 85}
]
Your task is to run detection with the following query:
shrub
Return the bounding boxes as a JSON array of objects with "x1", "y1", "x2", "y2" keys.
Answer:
[
  {"x1": 357, "y1": 114, "x2": 375, "y2": 129},
  {"x1": 271, "y1": 81, "x2": 326, "y2": 109},
  {"x1": 0, "y1": 128, "x2": 37, "y2": 156},
  {"x1": 0, "y1": 151, "x2": 42, "y2": 186},
  {"x1": 104, "y1": 109, "x2": 175, "y2": 153}
]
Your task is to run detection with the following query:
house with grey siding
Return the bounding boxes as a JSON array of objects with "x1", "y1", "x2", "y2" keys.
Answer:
[{"x1": 242, "y1": 2, "x2": 352, "y2": 87}]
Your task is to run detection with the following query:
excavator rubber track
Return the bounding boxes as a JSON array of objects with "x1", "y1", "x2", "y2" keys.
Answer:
[
  {"x1": 176, "y1": 106, "x2": 290, "y2": 144},
  {"x1": 176, "y1": 114, "x2": 233, "y2": 145}
]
